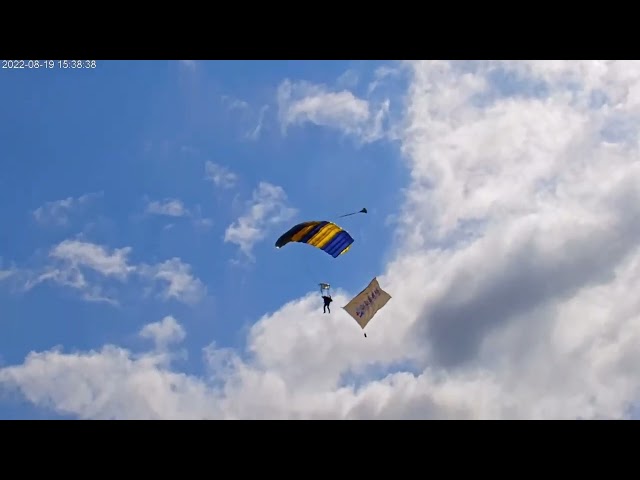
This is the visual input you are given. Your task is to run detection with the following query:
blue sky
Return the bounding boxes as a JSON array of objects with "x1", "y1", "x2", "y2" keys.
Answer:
[{"x1": 2, "y1": 60, "x2": 640, "y2": 419}]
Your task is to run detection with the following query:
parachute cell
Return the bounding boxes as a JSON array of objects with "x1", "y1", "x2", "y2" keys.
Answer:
[{"x1": 275, "y1": 221, "x2": 354, "y2": 258}]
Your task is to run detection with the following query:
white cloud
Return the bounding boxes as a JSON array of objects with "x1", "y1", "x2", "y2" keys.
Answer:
[
  {"x1": 23, "y1": 239, "x2": 206, "y2": 307},
  {"x1": 278, "y1": 79, "x2": 371, "y2": 138},
  {"x1": 205, "y1": 161, "x2": 238, "y2": 189},
  {"x1": 22, "y1": 239, "x2": 135, "y2": 304},
  {"x1": 221, "y1": 96, "x2": 270, "y2": 141},
  {"x1": 49, "y1": 240, "x2": 135, "y2": 280},
  {"x1": 145, "y1": 199, "x2": 190, "y2": 217},
  {"x1": 188, "y1": 205, "x2": 213, "y2": 230},
  {"x1": 32, "y1": 192, "x2": 102, "y2": 226},
  {"x1": 276, "y1": 79, "x2": 392, "y2": 144},
  {"x1": 246, "y1": 105, "x2": 269, "y2": 141},
  {"x1": 0, "y1": 258, "x2": 16, "y2": 281},
  {"x1": 0, "y1": 291, "x2": 407, "y2": 419},
  {"x1": 140, "y1": 258, "x2": 206, "y2": 306},
  {"x1": 193, "y1": 218, "x2": 213, "y2": 229},
  {"x1": 221, "y1": 95, "x2": 249, "y2": 111},
  {"x1": 0, "y1": 270, "x2": 13, "y2": 281},
  {"x1": 336, "y1": 69, "x2": 359, "y2": 89},
  {"x1": 140, "y1": 316, "x2": 186, "y2": 350},
  {"x1": 0, "y1": 345, "x2": 213, "y2": 420},
  {"x1": 6, "y1": 61, "x2": 640, "y2": 419},
  {"x1": 24, "y1": 267, "x2": 118, "y2": 305},
  {"x1": 367, "y1": 65, "x2": 402, "y2": 94},
  {"x1": 224, "y1": 182, "x2": 297, "y2": 258}
]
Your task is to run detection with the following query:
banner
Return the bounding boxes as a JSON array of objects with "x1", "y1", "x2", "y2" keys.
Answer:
[{"x1": 342, "y1": 277, "x2": 391, "y2": 330}]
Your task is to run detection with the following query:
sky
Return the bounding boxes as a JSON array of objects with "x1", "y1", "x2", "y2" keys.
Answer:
[{"x1": 1, "y1": 60, "x2": 640, "y2": 419}]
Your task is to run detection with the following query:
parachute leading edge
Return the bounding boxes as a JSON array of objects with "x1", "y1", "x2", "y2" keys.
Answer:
[
  {"x1": 275, "y1": 221, "x2": 354, "y2": 258},
  {"x1": 343, "y1": 277, "x2": 391, "y2": 333}
]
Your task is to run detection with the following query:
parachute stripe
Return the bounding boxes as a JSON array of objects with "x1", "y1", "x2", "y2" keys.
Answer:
[
  {"x1": 325, "y1": 239, "x2": 344, "y2": 257},
  {"x1": 277, "y1": 222, "x2": 312, "y2": 246},
  {"x1": 310, "y1": 223, "x2": 342, "y2": 248},
  {"x1": 289, "y1": 222, "x2": 317, "y2": 242},
  {"x1": 300, "y1": 221, "x2": 329, "y2": 244},
  {"x1": 335, "y1": 235, "x2": 354, "y2": 257},
  {"x1": 323, "y1": 231, "x2": 351, "y2": 257},
  {"x1": 333, "y1": 236, "x2": 352, "y2": 256},
  {"x1": 325, "y1": 231, "x2": 354, "y2": 258},
  {"x1": 334, "y1": 234, "x2": 352, "y2": 254}
]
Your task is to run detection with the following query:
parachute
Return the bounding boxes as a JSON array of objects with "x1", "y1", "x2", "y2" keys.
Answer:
[
  {"x1": 274, "y1": 210, "x2": 379, "y2": 325},
  {"x1": 274, "y1": 220, "x2": 354, "y2": 258}
]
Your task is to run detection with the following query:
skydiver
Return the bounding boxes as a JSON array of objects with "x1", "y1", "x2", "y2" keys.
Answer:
[{"x1": 322, "y1": 295, "x2": 333, "y2": 313}]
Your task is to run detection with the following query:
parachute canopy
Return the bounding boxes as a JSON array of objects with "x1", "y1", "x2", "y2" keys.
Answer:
[
  {"x1": 343, "y1": 277, "x2": 391, "y2": 330},
  {"x1": 275, "y1": 220, "x2": 354, "y2": 258}
]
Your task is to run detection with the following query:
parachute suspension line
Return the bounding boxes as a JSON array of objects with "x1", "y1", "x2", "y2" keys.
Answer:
[
  {"x1": 275, "y1": 219, "x2": 354, "y2": 296},
  {"x1": 301, "y1": 259, "x2": 317, "y2": 289},
  {"x1": 275, "y1": 217, "x2": 362, "y2": 301},
  {"x1": 300, "y1": 255, "x2": 327, "y2": 297}
]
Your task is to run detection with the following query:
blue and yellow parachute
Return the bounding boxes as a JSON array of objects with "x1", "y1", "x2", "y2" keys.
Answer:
[{"x1": 274, "y1": 220, "x2": 354, "y2": 258}]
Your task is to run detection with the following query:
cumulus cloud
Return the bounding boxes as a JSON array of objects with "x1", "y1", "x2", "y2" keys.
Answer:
[
  {"x1": 25, "y1": 267, "x2": 118, "y2": 305},
  {"x1": 145, "y1": 199, "x2": 190, "y2": 217},
  {"x1": 22, "y1": 239, "x2": 136, "y2": 304},
  {"x1": 205, "y1": 161, "x2": 238, "y2": 189},
  {"x1": 277, "y1": 79, "x2": 389, "y2": 143},
  {"x1": 49, "y1": 240, "x2": 134, "y2": 280},
  {"x1": 140, "y1": 316, "x2": 186, "y2": 350},
  {"x1": 5, "y1": 61, "x2": 640, "y2": 419},
  {"x1": 32, "y1": 192, "x2": 102, "y2": 226},
  {"x1": 140, "y1": 258, "x2": 206, "y2": 305},
  {"x1": 0, "y1": 345, "x2": 210, "y2": 420},
  {"x1": 23, "y1": 239, "x2": 205, "y2": 307},
  {"x1": 224, "y1": 182, "x2": 297, "y2": 258}
]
